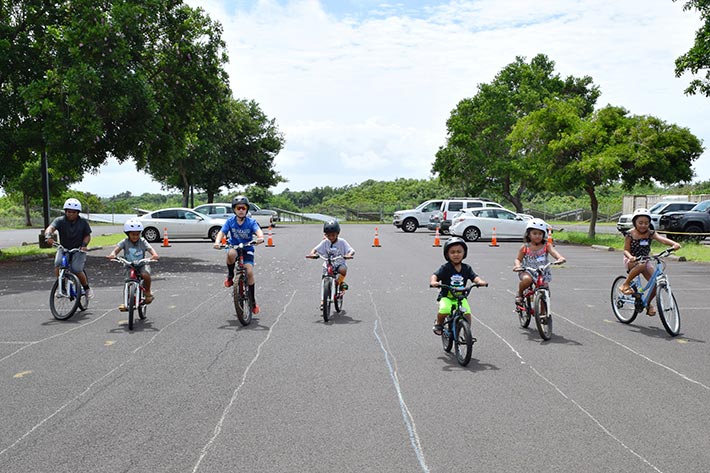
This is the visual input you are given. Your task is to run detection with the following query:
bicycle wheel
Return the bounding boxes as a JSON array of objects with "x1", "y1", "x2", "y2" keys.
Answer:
[
  {"x1": 127, "y1": 283, "x2": 136, "y2": 330},
  {"x1": 77, "y1": 271, "x2": 89, "y2": 312},
  {"x1": 322, "y1": 278, "x2": 331, "y2": 322},
  {"x1": 611, "y1": 276, "x2": 638, "y2": 324},
  {"x1": 517, "y1": 298, "x2": 531, "y2": 328},
  {"x1": 235, "y1": 278, "x2": 253, "y2": 326},
  {"x1": 657, "y1": 284, "x2": 681, "y2": 336},
  {"x1": 441, "y1": 319, "x2": 453, "y2": 353},
  {"x1": 50, "y1": 273, "x2": 81, "y2": 320},
  {"x1": 138, "y1": 283, "x2": 147, "y2": 320},
  {"x1": 454, "y1": 318, "x2": 473, "y2": 366},
  {"x1": 334, "y1": 282, "x2": 343, "y2": 313},
  {"x1": 533, "y1": 290, "x2": 552, "y2": 341}
]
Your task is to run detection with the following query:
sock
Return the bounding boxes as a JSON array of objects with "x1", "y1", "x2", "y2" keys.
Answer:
[
  {"x1": 227, "y1": 263, "x2": 235, "y2": 279},
  {"x1": 249, "y1": 284, "x2": 256, "y2": 305}
]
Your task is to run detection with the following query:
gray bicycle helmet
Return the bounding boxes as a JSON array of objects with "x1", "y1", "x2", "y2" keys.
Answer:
[
  {"x1": 323, "y1": 220, "x2": 341, "y2": 233},
  {"x1": 231, "y1": 195, "x2": 250, "y2": 211},
  {"x1": 443, "y1": 237, "x2": 468, "y2": 261}
]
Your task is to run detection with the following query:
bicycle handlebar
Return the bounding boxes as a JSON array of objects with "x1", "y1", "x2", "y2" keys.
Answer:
[
  {"x1": 111, "y1": 256, "x2": 156, "y2": 266},
  {"x1": 305, "y1": 254, "x2": 354, "y2": 260},
  {"x1": 216, "y1": 239, "x2": 261, "y2": 249},
  {"x1": 52, "y1": 243, "x2": 85, "y2": 254},
  {"x1": 431, "y1": 282, "x2": 488, "y2": 291},
  {"x1": 636, "y1": 248, "x2": 676, "y2": 262},
  {"x1": 513, "y1": 260, "x2": 564, "y2": 273}
]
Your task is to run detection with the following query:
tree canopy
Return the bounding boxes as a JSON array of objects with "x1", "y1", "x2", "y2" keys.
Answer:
[{"x1": 675, "y1": 0, "x2": 710, "y2": 96}]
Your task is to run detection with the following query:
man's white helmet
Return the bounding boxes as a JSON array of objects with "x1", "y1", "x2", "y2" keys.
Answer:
[
  {"x1": 123, "y1": 218, "x2": 144, "y2": 233},
  {"x1": 63, "y1": 198, "x2": 82, "y2": 212}
]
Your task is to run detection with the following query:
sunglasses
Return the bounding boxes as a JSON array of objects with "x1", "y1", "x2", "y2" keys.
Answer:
[{"x1": 235, "y1": 206, "x2": 248, "y2": 211}]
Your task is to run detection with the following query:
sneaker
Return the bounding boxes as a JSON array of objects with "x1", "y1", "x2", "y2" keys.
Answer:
[
  {"x1": 224, "y1": 278, "x2": 234, "y2": 288},
  {"x1": 341, "y1": 283, "x2": 349, "y2": 291},
  {"x1": 251, "y1": 304, "x2": 260, "y2": 315},
  {"x1": 85, "y1": 288, "x2": 94, "y2": 299},
  {"x1": 432, "y1": 324, "x2": 443, "y2": 336},
  {"x1": 118, "y1": 304, "x2": 127, "y2": 312}
]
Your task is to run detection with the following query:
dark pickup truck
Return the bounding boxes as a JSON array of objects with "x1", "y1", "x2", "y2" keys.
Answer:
[{"x1": 659, "y1": 200, "x2": 710, "y2": 241}]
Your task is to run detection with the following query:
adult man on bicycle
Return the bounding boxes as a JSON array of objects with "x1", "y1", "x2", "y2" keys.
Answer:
[
  {"x1": 213, "y1": 195, "x2": 264, "y2": 313},
  {"x1": 44, "y1": 198, "x2": 94, "y2": 299}
]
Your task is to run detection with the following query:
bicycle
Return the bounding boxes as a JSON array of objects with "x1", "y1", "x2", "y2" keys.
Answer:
[
  {"x1": 219, "y1": 240, "x2": 259, "y2": 326},
  {"x1": 514, "y1": 261, "x2": 563, "y2": 341},
  {"x1": 306, "y1": 253, "x2": 353, "y2": 322},
  {"x1": 49, "y1": 244, "x2": 89, "y2": 320},
  {"x1": 610, "y1": 248, "x2": 680, "y2": 337},
  {"x1": 111, "y1": 256, "x2": 155, "y2": 330},
  {"x1": 431, "y1": 282, "x2": 487, "y2": 366}
]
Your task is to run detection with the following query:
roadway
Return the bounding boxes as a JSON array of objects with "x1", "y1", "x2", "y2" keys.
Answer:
[{"x1": 1, "y1": 224, "x2": 708, "y2": 472}]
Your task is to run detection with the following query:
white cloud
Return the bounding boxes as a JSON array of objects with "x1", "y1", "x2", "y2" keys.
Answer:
[{"x1": 76, "y1": 0, "x2": 710, "y2": 195}]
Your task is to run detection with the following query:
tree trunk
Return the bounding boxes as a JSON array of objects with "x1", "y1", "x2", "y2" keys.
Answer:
[
  {"x1": 207, "y1": 190, "x2": 215, "y2": 203},
  {"x1": 500, "y1": 175, "x2": 525, "y2": 213},
  {"x1": 181, "y1": 173, "x2": 190, "y2": 207},
  {"x1": 23, "y1": 193, "x2": 32, "y2": 227},
  {"x1": 586, "y1": 186, "x2": 598, "y2": 239}
]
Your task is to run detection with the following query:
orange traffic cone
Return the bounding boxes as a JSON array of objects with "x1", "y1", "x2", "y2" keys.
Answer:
[
  {"x1": 489, "y1": 227, "x2": 499, "y2": 247},
  {"x1": 432, "y1": 226, "x2": 441, "y2": 247},
  {"x1": 266, "y1": 226, "x2": 275, "y2": 247},
  {"x1": 372, "y1": 227, "x2": 381, "y2": 247},
  {"x1": 161, "y1": 228, "x2": 171, "y2": 247},
  {"x1": 548, "y1": 227, "x2": 554, "y2": 247},
  {"x1": 221, "y1": 234, "x2": 227, "y2": 246}
]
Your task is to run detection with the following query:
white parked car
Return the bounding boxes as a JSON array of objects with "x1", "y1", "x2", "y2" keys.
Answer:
[
  {"x1": 449, "y1": 208, "x2": 528, "y2": 242},
  {"x1": 193, "y1": 203, "x2": 274, "y2": 229},
  {"x1": 137, "y1": 208, "x2": 224, "y2": 243}
]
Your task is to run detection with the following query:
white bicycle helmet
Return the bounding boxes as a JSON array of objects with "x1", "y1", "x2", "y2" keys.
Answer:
[
  {"x1": 525, "y1": 218, "x2": 548, "y2": 239},
  {"x1": 63, "y1": 198, "x2": 82, "y2": 212},
  {"x1": 631, "y1": 208, "x2": 651, "y2": 224},
  {"x1": 123, "y1": 218, "x2": 144, "y2": 233}
]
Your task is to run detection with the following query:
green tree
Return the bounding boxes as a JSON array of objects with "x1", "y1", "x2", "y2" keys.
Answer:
[
  {"x1": 433, "y1": 54, "x2": 600, "y2": 212},
  {"x1": 509, "y1": 100, "x2": 703, "y2": 237},
  {"x1": 674, "y1": 0, "x2": 710, "y2": 96}
]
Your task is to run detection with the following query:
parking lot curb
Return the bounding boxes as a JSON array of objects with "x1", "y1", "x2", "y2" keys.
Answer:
[{"x1": 591, "y1": 245, "x2": 614, "y2": 251}]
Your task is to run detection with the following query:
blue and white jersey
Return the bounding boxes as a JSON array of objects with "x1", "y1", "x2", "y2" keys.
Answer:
[{"x1": 221, "y1": 216, "x2": 261, "y2": 251}]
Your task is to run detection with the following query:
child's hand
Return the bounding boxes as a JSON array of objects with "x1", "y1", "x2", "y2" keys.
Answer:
[
  {"x1": 429, "y1": 281, "x2": 441, "y2": 288},
  {"x1": 672, "y1": 243, "x2": 681, "y2": 251},
  {"x1": 106, "y1": 253, "x2": 116, "y2": 260},
  {"x1": 555, "y1": 258, "x2": 566, "y2": 265},
  {"x1": 151, "y1": 254, "x2": 159, "y2": 261},
  {"x1": 513, "y1": 266, "x2": 521, "y2": 272}
]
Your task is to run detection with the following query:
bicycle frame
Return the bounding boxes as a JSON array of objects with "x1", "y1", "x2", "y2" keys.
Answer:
[
  {"x1": 515, "y1": 261, "x2": 560, "y2": 340},
  {"x1": 627, "y1": 257, "x2": 667, "y2": 311},
  {"x1": 56, "y1": 245, "x2": 83, "y2": 297},
  {"x1": 221, "y1": 240, "x2": 258, "y2": 325},
  {"x1": 307, "y1": 253, "x2": 350, "y2": 322}
]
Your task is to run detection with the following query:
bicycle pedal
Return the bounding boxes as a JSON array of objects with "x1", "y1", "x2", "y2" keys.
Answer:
[{"x1": 472, "y1": 337, "x2": 477, "y2": 344}]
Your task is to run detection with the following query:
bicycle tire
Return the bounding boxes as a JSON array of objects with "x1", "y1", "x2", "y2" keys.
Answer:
[
  {"x1": 517, "y1": 297, "x2": 531, "y2": 328},
  {"x1": 454, "y1": 318, "x2": 473, "y2": 366},
  {"x1": 334, "y1": 282, "x2": 343, "y2": 313},
  {"x1": 441, "y1": 318, "x2": 453, "y2": 353},
  {"x1": 50, "y1": 273, "x2": 81, "y2": 320},
  {"x1": 610, "y1": 276, "x2": 638, "y2": 324},
  {"x1": 77, "y1": 270, "x2": 89, "y2": 312},
  {"x1": 322, "y1": 278, "x2": 331, "y2": 322},
  {"x1": 235, "y1": 278, "x2": 253, "y2": 326},
  {"x1": 657, "y1": 284, "x2": 681, "y2": 336},
  {"x1": 138, "y1": 282, "x2": 147, "y2": 320},
  {"x1": 127, "y1": 283, "x2": 136, "y2": 330},
  {"x1": 534, "y1": 290, "x2": 552, "y2": 340}
]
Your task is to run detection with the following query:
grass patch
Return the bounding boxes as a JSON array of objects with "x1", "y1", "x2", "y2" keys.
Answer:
[
  {"x1": 0, "y1": 233, "x2": 124, "y2": 261},
  {"x1": 555, "y1": 231, "x2": 710, "y2": 263}
]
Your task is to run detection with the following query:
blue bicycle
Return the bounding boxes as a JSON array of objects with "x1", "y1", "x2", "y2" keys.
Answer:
[
  {"x1": 610, "y1": 248, "x2": 680, "y2": 336},
  {"x1": 49, "y1": 244, "x2": 89, "y2": 320}
]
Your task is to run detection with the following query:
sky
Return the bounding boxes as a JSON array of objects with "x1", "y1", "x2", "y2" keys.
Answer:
[{"x1": 73, "y1": 0, "x2": 710, "y2": 197}]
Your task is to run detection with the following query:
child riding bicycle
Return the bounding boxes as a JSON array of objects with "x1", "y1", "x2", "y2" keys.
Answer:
[
  {"x1": 619, "y1": 208, "x2": 680, "y2": 316},
  {"x1": 44, "y1": 198, "x2": 94, "y2": 299},
  {"x1": 107, "y1": 219, "x2": 159, "y2": 305},
  {"x1": 307, "y1": 220, "x2": 355, "y2": 290},
  {"x1": 513, "y1": 218, "x2": 566, "y2": 308},
  {"x1": 430, "y1": 237, "x2": 487, "y2": 335},
  {"x1": 213, "y1": 195, "x2": 264, "y2": 314}
]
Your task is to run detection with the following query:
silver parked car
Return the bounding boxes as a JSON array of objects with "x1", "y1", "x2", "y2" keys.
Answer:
[
  {"x1": 449, "y1": 208, "x2": 528, "y2": 242},
  {"x1": 194, "y1": 203, "x2": 275, "y2": 228},
  {"x1": 137, "y1": 208, "x2": 224, "y2": 243}
]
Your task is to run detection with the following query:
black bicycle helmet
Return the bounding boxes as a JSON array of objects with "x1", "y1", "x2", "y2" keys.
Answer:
[
  {"x1": 231, "y1": 195, "x2": 250, "y2": 210},
  {"x1": 323, "y1": 220, "x2": 340, "y2": 233},
  {"x1": 443, "y1": 237, "x2": 468, "y2": 261}
]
